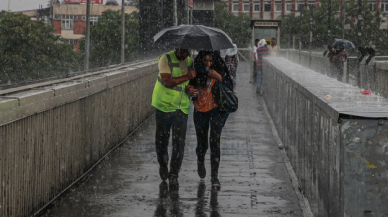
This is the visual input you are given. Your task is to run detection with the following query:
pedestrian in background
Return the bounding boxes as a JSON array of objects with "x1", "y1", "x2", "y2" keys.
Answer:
[
  {"x1": 251, "y1": 39, "x2": 260, "y2": 83},
  {"x1": 328, "y1": 45, "x2": 348, "y2": 81},
  {"x1": 256, "y1": 39, "x2": 269, "y2": 94},
  {"x1": 268, "y1": 38, "x2": 278, "y2": 57},
  {"x1": 225, "y1": 44, "x2": 239, "y2": 91}
]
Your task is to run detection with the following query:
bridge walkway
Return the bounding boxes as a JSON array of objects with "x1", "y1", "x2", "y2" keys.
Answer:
[{"x1": 39, "y1": 62, "x2": 303, "y2": 217}]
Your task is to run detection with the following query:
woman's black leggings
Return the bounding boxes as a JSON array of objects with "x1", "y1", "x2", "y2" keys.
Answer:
[{"x1": 194, "y1": 108, "x2": 228, "y2": 177}]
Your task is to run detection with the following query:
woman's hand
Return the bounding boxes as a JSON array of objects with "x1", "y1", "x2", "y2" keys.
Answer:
[
  {"x1": 186, "y1": 85, "x2": 198, "y2": 97},
  {"x1": 208, "y1": 70, "x2": 222, "y2": 81}
]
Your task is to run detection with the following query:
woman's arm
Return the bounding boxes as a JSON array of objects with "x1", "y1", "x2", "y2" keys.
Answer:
[{"x1": 208, "y1": 70, "x2": 223, "y2": 82}]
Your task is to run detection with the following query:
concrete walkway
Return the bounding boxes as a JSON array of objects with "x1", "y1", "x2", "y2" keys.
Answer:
[{"x1": 39, "y1": 62, "x2": 303, "y2": 217}]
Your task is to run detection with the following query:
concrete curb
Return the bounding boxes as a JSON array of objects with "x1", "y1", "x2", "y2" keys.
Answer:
[{"x1": 261, "y1": 96, "x2": 314, "y2": 217}]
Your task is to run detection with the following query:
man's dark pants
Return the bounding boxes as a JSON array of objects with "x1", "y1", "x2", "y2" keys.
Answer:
[{"x1": 155, "y1": 109, "x2": 188, "y2": 178}]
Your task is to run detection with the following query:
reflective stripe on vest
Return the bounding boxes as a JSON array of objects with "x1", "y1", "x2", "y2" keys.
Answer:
[
  {"x1": 157, "y1": 76, "x2": 183, "y2": 92},
  {"x1": 151, "y1": 51, "x2": 193, "y2": 114},
  {"x1": 156, "y1": 53, "x2": 183, "y2": 92}
]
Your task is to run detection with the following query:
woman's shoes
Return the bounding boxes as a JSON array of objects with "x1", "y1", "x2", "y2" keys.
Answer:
[
  {"x1": 211, "y1": 176, "x2": 221, "y2": 189},
  {"x1": 159, "y1": 166, "x2": 169, "y2": 181},
  {"x1": 197, "y1": 160, "x2": 206, "y2": 179}
]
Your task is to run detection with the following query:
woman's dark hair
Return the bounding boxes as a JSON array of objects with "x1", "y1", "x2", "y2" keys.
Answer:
[
  {"x1": 194, "y1": 50, "x2": 215, "y2": 66},
  {"x1": 192, "y1": 50, "x2": 233, "y2": 89}
]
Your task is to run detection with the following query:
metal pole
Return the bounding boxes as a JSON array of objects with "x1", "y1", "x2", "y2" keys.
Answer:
[
  {"x1": 187, "y1": 0, "x2": 190, "y2": 24},
  {"x1": 357, "y1": 0, "x2": 362, "y2": 48},
  {"x1": 343, "y1": 2, "x2": 345, "y2": 39},
  {"x1": 309, "y1": 7, "x2": 313, "y2": 68},
  {"x1": 328, "y1": 0, "x2": 331, "y2": 44},
  {"x1": 190, "y1": 6, "x2": 193, "y2": 24},
  {"x1": 7, "y1": 0, "x2": 11, "y2": 11},
  {"x1": 174, "y1": 0, "x2": 178, "y2": 26},
  {"x1": 49, "y1": 0, "x2": 54, "y2": 26},
  {"x1": 84, "y1": 0, "x2": 91, "y2": 70},
  {"x1": 299, "y1": 13, "x2": 302, "y2": 64},
  {"x1": 288, "y1": 23, "x2": 290, "y2": 59},
  {"x1": 121, "y1": 0, "x2": 125, "y2": 64}
]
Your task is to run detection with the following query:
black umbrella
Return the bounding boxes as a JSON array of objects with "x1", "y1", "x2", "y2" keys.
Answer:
[
  {"x1": 330, "y1": 39, "x2": 356, "y2": 49},
  {"x1": 153, "y1": 25, "x2": 234, "y2": 50}
]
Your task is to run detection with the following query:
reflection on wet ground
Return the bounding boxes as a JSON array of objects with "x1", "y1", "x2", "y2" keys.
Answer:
[
  {"x1": 154, "y1": 181, "x2": 221, "y2": 217},
  {"x1": 39, "y1": 62, "x2": 302, "y2": 217}
]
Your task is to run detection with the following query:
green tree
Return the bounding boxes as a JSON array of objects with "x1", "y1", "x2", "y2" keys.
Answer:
[
  {"x1": 279, "y1": 0, "x2": 342, "y2": 50},
  {"x1": 79, "y1": 10, "x2": 139, "y2": 69},
  {"x1": 279, "y1": 0, "x2": 388, "y2": 54},
  {"x1": 214, "y1": 2, "x2": 251, "y2": 48},
  {"x1": 0, "y1": 11, "x2": 80, "y2": 83},
  {"x1": 344, "y1": 0, "x2": 388, "y2": 54}
]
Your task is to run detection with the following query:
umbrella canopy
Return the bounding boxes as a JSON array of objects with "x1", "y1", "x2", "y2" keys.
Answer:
[
  {"x1": 153, "y1": 25, "x2": 234, "y2": 50},
  {"x1": 330, "y1": 39, "x2": 356, "y2": 49}
]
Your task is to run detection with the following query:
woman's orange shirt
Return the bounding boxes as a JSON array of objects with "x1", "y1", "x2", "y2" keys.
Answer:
[{"x1": 193, "y1": 78, "x2": 218, "y2": 112}]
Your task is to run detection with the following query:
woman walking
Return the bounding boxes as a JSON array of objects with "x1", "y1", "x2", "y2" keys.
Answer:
[
  {"x1": 225, "y1": 44, "x2": 239, "y2": 91},
  {"x1": 189, "y1": 50, "x2": 233, "y2": 189}
]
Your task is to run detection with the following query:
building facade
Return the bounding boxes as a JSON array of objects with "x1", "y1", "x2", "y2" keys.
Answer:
[
  {"x1": 52, "y1": 3, "x2": 136, "y2": 50},
  {"x1": 20, "y1": 2, "x2": 137, "y2": 51},
  {"x1": 220, "y1": 0, "x2": 387, "y2": 22}
]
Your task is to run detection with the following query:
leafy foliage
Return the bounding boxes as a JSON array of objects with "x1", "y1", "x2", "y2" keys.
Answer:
[
  {"x1": 344, "y1": 0, "x2": 388, "y2": 54},
  {"x1": 214, "y1": 2, "x2": 251, "y2": 48},
  {"x1": 0, "y1": 11, "x2": 80, "y2": 83},
  {"x1": 279, "y1": 0, "x2": 388, "y2": 54},
  {"x1": 79, "y1": 10, "x2": 139, "y2": 68}
]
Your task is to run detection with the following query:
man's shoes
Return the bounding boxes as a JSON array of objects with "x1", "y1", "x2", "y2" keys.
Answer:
[
  {"x1": 159, "y1": 166, "x2": 169, "y2": 181},
  {"x1": 211, "y1": 176, "x2": 221, "y2": 189},
  {"x1": 169, "y1": 174, "x2": 179, "y2": 186},
  {"x1": 197, "y1": 160, "x2": 206, "y2": 179}
]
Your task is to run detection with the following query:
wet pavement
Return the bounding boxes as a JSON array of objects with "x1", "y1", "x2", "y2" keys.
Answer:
[{"x1": 39, "y1": 62, "x2": 303, "y2": 217}]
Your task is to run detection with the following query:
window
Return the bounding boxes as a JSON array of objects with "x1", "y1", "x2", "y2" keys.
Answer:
[
  {"x1": 61, "y1": 15, "x2": 74, "y2": 30},
  {"x1": 67, "y1": 39, "x2": 78, "y2": 45},
  {"x1": 382, "y1": 2, "x2": 388, "y2": 12},
  {"x1": 369, "y1": 3, "x2": 376, "y2": 11},
  {"x1": 232, "y1": 3, "x2": 239, "y2": 12},
  {"x1": 286, "y1": 3, "x2": 292, "y2": 11},
  {"x1": 243, "y1": 3, "x2": 250, "y2": 12},
  {"x1": 275, "y1": 2, "x2": 282, "y2": 12},
  {"x1": 82, "y1": 15, "x2": 86, "y2": 21},
  {"x1": 54, "y1": 14, "x2": 61, "y2": 20},
  {"x1": 254, "y1": 3, "x2": 260, "y2": 12},
  {"x1": 90, "y1": 16, "x2": 99, "y2": 25},
  {"x1": 264, "y1": 1, "x2": 271, "y2": 11},
  {"x1": 297, "y1": 3, "x2": 305, "y2": 10}
]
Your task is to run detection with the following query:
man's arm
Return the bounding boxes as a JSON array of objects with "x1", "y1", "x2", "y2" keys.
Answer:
[{"x1": 160, "y1": 68, "x2": 196, "y2": 87}]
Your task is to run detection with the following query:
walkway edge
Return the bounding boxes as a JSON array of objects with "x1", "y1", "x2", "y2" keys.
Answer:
[
  {"x1": 261, "y1": 97, "x2": 314, "y2": 217},
  {"x1": 32, "y1": 114, "x2": 156, "y2": 217}
]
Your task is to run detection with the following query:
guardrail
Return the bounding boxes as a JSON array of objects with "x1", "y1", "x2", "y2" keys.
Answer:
[
  {"x1": 279, "y1": 49, "x2": 388, "y2": 99},
  {"x1": 0, "y1": 59, "x2": 158, "y2": 217},
  {"x1": 263, "y1": 57, "x2": 388, "y2": 217}
]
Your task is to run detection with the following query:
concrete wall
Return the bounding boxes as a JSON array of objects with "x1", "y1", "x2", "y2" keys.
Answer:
[
  {"x1": 262, "y1": 58, "x2": 388, "y2": 217},
  {"x1": 0, "y1": 61, "x2": 158, "y2": 217},
  {"x1": 279, "y1": 49, "x2": 388, "y2": 98}
]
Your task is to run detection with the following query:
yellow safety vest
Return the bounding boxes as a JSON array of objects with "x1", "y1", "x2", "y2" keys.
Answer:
[{"x1": 151, "y1": 51, "x2": 193, "y2": 114}]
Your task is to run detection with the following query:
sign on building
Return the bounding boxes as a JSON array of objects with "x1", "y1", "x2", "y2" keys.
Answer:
[{"x1": 63, "y1": 0, "x2": 104, "y2": 4}]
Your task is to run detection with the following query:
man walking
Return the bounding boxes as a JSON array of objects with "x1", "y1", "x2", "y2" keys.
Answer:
[
  {"x1": 268, "y1": 38, "x2": 278, "y2": 57},
  {"x1": 251, "y1": 39, "x2": 260, "y2": 83},
  {"x1": 256, "y1": 39, "x2": 269, "y2": 94},
  {"x1": 152, "y1": 48, "x2": 197, "y2": 185}
]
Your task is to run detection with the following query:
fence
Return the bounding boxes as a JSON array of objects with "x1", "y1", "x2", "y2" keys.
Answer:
[
  {"x1": 0, "y1": 60, "x2": 157, "y2": 217},
  {"x1": 262, "y1": 57, "x2": 388, "y2": 217},
  {"x1": 279, "y1": 49, "x2": 388, "y2": 98}
]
